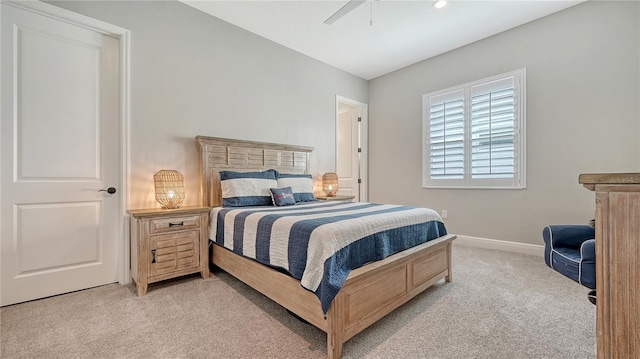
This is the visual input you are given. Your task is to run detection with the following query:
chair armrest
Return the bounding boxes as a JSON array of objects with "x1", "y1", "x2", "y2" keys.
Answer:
[
  {"x1": 543, "y1": 225, "x2": 595, "y2": 250},
  {"x1": 581, "y1": 239, "x2": 596, "y2": 262}
]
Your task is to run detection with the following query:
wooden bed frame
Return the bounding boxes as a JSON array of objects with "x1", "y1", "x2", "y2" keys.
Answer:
[{"x1": 196, "y1": 135, "x2": 455, "y2": 359}]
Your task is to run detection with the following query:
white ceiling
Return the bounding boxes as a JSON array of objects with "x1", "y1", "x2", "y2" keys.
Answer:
[{"x1": 181, "y1": 0, "x2": 585, "y2": 80}]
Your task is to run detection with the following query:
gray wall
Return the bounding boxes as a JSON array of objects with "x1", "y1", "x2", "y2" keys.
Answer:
[
  {"x1": 50, "y1": 0, "x2": 369, "y2": 209},
  {"x1": 368, "y1": 1, "x2": 640, "y2": 245}
]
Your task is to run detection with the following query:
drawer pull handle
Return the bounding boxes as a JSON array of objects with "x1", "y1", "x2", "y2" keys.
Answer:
[
  {"x1": 151, "y1": 249, "x2": 157, "y2": 263},
  {"x1": 169, "y1": 221, "x2": 184, "y2": 227}
]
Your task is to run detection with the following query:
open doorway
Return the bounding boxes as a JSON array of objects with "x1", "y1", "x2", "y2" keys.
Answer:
[{"x1": 336, "y1": 96, "x2": 368, "y2": 202}]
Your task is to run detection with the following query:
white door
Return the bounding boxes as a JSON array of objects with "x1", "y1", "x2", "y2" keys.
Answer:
[
  {"x1": 336, "y1": 97, "x2": 368, "y2": 201},
  {"x1": 1, "y1": 3, "x2": 120, "y2": 306}
]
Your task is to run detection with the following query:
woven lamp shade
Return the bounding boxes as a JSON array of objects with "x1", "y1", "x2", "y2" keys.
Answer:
[
  {"x1": 154, "y1": 170, "x2": 185, "y2": 209},
  {"x1": 322, "y1": 172, "x2": 339, "y2": 197}
]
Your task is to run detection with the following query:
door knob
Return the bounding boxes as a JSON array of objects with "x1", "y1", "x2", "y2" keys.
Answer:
[{"x1": 99, "y1": 187, "x2": 117, "y2": 194}]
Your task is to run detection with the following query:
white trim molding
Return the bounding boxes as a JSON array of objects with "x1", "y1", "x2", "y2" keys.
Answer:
[{"x1": 453, "y1": 235, "x2": 544, "y2": 257}]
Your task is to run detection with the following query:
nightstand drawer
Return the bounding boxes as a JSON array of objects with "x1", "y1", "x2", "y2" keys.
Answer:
[
  {"x1": 149, "y1": 215, "x2": 200, "y2": 234},
  {"x1": 149, "y1": 231, "x2": 199, "y2": 277}
]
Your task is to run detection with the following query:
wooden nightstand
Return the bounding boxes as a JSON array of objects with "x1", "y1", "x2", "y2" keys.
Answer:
[
  {"x1": 316, "y1": 195, "x2": 356, "y2": 202},
  {"x1": 127, "y1": 205, "x2": 212, "y2": 296}
]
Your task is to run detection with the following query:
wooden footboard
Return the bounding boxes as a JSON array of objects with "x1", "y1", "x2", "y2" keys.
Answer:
[
  {"x1": 326, "y1": 234, "x2": 454, "y2": 358},
  {"x1": 211, "y1": 234, "x2": 455, "y2": 359}
]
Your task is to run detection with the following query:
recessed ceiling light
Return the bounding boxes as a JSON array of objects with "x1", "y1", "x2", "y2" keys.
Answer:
[{"x1": 433, "y1": 0, "x2": 448, "y2": 9}]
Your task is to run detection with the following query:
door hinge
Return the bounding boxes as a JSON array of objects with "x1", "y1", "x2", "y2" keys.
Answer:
[
  {"x1": 357, "y1": 117, "x2": 362, "y2": 122},
  {"x1": 357, "y1": 148, "x2": 362, "y2": 153},
  {"x1": 358, "y1": 179, "x2": 362, "y2": 184}
]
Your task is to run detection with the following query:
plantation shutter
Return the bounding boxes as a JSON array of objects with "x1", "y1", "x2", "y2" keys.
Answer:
[
  {"x1": 422, "y1": 68, "x2": 525, "y2": 189},
  {"x1": 470, "y1": 77, "x2": 518, "y2": 180},
  {"x1": 428, "y1": 90, "x2": 464, "y2": 180}
]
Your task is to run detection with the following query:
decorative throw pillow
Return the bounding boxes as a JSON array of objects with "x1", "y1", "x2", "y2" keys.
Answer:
[
  {"x1": 270, "y1": 187, "x2": 296, "y2": 206},
  {"x1": 219, "y1": 169, "x2": 277, "y2": 207},
  {"x1": 276, "y1": 173, "x2": 317, "y2": 202}
]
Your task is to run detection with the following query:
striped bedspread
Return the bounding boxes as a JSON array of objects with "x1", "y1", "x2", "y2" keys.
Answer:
[{"x1": 210, "y1": 201, "x2": 447, "y2": 313}]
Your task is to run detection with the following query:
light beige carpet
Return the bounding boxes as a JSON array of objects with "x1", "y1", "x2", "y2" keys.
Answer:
[{"x1": 0, "y1": 244, "x2": 596, "y2": 358}]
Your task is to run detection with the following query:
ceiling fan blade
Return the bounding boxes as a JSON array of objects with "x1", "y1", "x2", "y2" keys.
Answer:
[{"x1": 324, "y1": 0, "x2": 367, "y2": 25}]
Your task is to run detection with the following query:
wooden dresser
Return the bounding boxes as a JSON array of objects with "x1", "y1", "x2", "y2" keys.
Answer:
[
  {"x1": 128, "y1": 205, "x2": 211, "y2": 296},
  {"x1": 579, "y1": 173, "x2": 640, "y2": 359}
]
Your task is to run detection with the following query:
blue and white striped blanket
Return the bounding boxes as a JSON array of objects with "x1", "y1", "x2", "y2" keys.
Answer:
[{"x1": 210, "y1": 201, "x2": 447, "y2": 313}]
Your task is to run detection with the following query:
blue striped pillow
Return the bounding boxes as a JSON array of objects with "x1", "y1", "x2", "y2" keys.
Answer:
[
  {"x1": 219, "y1": 169, "x2": 277, "y2": 207},
  {"x1": 276, "y1": 173, "x2": 317, "y2": 202}
]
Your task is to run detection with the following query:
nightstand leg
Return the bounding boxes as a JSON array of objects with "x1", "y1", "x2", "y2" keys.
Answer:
[
  {"x1": 201, "y1": 268, "x2": 210, "y2": 279},
  {"x1": 137, "y1": 280, "x2": 147, "y2": 296}
]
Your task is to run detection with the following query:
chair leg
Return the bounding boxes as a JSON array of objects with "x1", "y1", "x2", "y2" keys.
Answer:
[{"x1": 588, "y1": 290, "x2": 596, "y2": 305}]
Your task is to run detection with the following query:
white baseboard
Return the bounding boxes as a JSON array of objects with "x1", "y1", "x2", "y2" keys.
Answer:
[{"x1": 453, "y1": 235, "x2": 544, "y2": 257}]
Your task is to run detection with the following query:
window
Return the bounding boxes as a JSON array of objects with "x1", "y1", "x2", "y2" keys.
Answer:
[{"x1": 422, "y1": 69, "x2": 526, "y2": 189}]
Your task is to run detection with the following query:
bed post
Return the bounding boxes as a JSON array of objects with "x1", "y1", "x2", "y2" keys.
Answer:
[
  {"x1": 195, "y1": 136, "x2": 211, "y2": 206},
  {"x1": 327, "y1": 294, "x2": 346, "y2": 359}
]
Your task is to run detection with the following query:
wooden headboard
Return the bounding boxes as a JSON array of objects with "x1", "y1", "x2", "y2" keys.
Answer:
[{"x1": 195, "y1": 136, "x2": 314, "y2": 207}]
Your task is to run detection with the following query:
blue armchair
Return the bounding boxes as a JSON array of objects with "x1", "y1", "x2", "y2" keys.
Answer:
[{"x1": 542, "y1": 225, "x2": 596, "y2": 290}]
